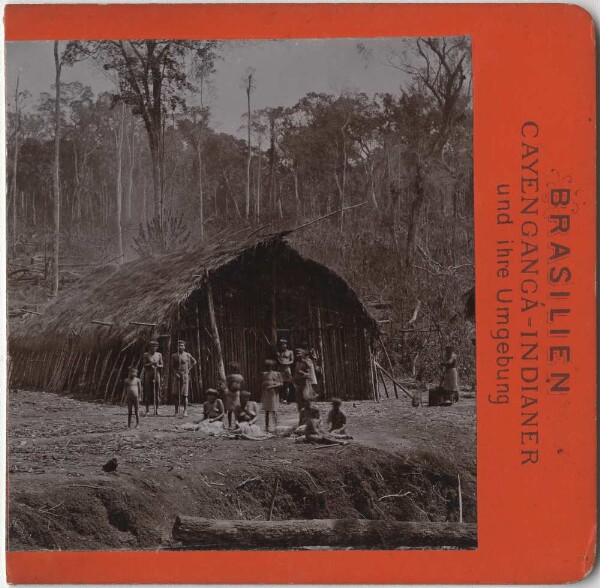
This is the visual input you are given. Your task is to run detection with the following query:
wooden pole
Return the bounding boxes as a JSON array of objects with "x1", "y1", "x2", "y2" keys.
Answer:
[
  {"x1": 287, "y1": 201, "x2": 368, "y2": 235},
  {"x1": 270, "y1": 257, "x2": 278, "y2": 345},
  {"x1": 205, "y1": 270, "x2": 226, "y2": 386},
  {"x1": 371, "y1": 352, "x2": 379, "y2": 402},
  {"x1": 374, "y1": 360, "x2": 413, "y2": 401},
  {"x1": 368, "y1": 348, "x2": 378, "y2": 402},
  {"x1": 377, "y1": 333, "x2": 398, "y2": 399},
  {"x1": 173, "y1": 517, "x2": 477, "y2": 549},
  {"x1": 458, "y1": 474, "x2": 463, "y2": 524},
  {"x1": 195, "y1": 301, "x2": 204, "y2": 398},
  {"x1": 316, "y1": 307, "x2": 327, "y2": 398},
  {"x1": 379, "y1": 366, "x2": 390, "y2": 398},
  {"x1": 268, "y1": 478, "x2": 279, "y2": 521}
]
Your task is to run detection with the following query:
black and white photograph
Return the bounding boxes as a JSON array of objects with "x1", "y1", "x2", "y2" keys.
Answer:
[{"x1": 6, "y1": 36, "x2": 475, "y2": 551}]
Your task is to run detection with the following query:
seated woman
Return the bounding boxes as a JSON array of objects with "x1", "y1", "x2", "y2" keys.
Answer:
[
  {"x1": 232, "y1": 391, "x2": 271, "y2": 440},
  {"x1": 198, "y1": 388, "x2": 225, "y2": 433}
]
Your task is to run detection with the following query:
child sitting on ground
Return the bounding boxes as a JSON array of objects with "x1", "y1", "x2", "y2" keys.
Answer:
[
  {"x1": 123, "y1": 366, "x2": 142, "y2": 429},
  {"x1": 304, "y1": 406, "x2": 324, "y2": 440},
  {"x1": 302, "y1": 405, "x2": 349, "y2": 445},
  {"x1": 326, "y1": 398, "x2": 347, "y2": 434}
]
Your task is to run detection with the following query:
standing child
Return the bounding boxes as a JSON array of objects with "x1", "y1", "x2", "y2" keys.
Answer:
[
  {"x1": 123, "y1": 367, "x2": 142, "y2": 428},
  {"x1": 225, "y1": 361, "x2": 244, "y2": 429},
  {"x1": 261, "y1": 359, "x2": 282, "y2": 432}
]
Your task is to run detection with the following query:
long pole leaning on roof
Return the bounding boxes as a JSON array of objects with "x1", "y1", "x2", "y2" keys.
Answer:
[
  {"x1": 286, "y1": 201, "x2": 367, "y2": 235},
  {"x1": 205, "y1": 269, "x2": 227, "y2": 386}
]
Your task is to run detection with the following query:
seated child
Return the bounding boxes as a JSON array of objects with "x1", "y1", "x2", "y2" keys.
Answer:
[
  {"x1": 304, "y1": 406, "x2": 325, "y2": 440},
  {"x1": 303, "y1": 406, "x2": 348, "y2": 445},
  {"x1": 326, "y1": 398, "x2": 347, "y2": 434},
  {"x1": 287, "y1": 400, "x2": 312, "y2": 436}
]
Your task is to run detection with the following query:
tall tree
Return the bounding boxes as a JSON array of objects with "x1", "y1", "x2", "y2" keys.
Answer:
[
  {"x1": 389, "y1": 37, "x2": 471, "y2": 270},
  {"x1": 9, "y1": 72, "x2": 22, "y2": 259},
  {"x1": 113, "y1": 102, "x2": 126, "y2": 262},
  {"x1": 69, "y1": 40, "x2": 219, "y2": 231},
  {"x1": 241, "y1": 69, "x2": 256, "y2": 219},
  {"x1": 51, "y1": 41, "x2": 62, "y2": 296}
]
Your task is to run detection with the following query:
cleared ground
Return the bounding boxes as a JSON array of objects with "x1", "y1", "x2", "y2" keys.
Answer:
[{"x1": 8, "y1": 388, "x2": 476, "y2": 551}]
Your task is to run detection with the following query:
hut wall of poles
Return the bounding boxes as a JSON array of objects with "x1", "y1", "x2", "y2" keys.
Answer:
[{"x1": 9, "y1": 245, "x2": 376, "y2": 403}]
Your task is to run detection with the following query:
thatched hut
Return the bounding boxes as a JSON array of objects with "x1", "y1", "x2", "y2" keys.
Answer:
[{"x1": 9, "y1": 230, "x2": 378, "y2": 404}]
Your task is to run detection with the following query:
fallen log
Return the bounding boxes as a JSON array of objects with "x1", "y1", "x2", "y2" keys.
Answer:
[{"x1": 172, "y1": 516, "x2": 477, "y2": 549}]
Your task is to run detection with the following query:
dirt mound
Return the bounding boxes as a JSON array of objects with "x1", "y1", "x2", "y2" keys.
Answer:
[{"x1": 9, "y1": 444, "x2": 474, "y2": 551}]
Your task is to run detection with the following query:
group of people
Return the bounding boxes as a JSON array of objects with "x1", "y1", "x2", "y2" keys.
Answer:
[
  {"x1": 123, "y1": 339, "x2": 197, "y2": 428},
  {"x1": 122, "y1": 338, "x2": 349, "y2": 443}
]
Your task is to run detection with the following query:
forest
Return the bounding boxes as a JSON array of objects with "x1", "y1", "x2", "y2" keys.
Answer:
[{"x1": 6, "y1": 37, "x2": 474, "y2": 386}]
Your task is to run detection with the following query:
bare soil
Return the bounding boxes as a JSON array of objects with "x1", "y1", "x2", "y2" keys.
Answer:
[{"x1": 7, "y1": 388, "x2": 476, "y2": 551}]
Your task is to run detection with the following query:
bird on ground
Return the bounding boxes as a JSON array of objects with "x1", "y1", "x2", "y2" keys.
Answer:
[{"x1": 102, "y1": 457, "x2": 118, "y2": 473}]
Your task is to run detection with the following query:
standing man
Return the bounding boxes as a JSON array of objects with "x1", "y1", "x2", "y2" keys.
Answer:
[
  {"x1": 276, "y1": 338, "x2": 294, "y2": 403},
  {"x1": 143, "y1": 340, "x2": 163, "y2": 415},
  {"x1": 171, "y1": 340, "x2": 198, "y2": 416}
]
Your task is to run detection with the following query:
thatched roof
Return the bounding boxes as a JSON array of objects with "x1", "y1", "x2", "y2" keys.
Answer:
[{"x1": 11, "y1": 226, "x2": 376, "y2": 346}]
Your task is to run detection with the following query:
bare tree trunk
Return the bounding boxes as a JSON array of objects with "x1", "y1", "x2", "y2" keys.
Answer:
[
  {"x1": 276, "y1": 180, "x2": 283, "y2": 219},
  {"x1": 125, "y1": 115, "x2": 135, "y2": 222},
  {"x1": 173, "y1": 516, "x2": 477, "y2": 549},
  {"x1": 405, "y1": 162, "x2": 425, "y2": 271},
  {"x1": 114, "y1": 102, "x2": 125, "y2": 263},
  {"x1": 255, "y1": 146, "x2": 261, "y2": 221},
  {"x1": 198, "y1": 147, "x2": 204, "y2": 240},
  {"x1": 52, "y1": 42, "x2": 62, "y2": 297},
  {"x1": 268, "y1": 116, "x2": 276, "y2": 213},
  {"x1": 452, "y1": 183, "x2": 459, "y2": 265},
  {"x1": 245, "y1": 74, "x2": 252, "y2": 219},
  {"x1": 293, "y1": 168, "x2": 301, "y2": 218},
  {"x1": 10, "y1": 72, "x2": 20, "y2": 259},
  {"x1": 32, "y1": 190, "x2": 36, "y2": 227},
  {"x1": 141, "y1": 177, "x2": 147, "y2": 226},
  {"x1": 214, "y1": 183, "x2": 218, "y2": 219},
  {"x1": 337, "y1": 119, "x2": 350, "y2": 233}
]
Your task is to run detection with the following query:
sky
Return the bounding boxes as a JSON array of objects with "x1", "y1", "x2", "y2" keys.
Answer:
[{"x1": 5, "y1": 38, "x2": 416, "y2": 136}]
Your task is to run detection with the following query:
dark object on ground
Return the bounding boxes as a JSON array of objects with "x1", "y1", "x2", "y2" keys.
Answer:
[
  {"x1": 428, "y1": 387, "x2": 459, "y2": 407},
  {"x1": 412, "y1": 389, "x2": 424, "y2": 407},
  {"x1": 102, "y1": 457, "x2": 118, "y2": 473},
  {"x1": 172, "y1": 516, "x2": 477, "y2": 549}
]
